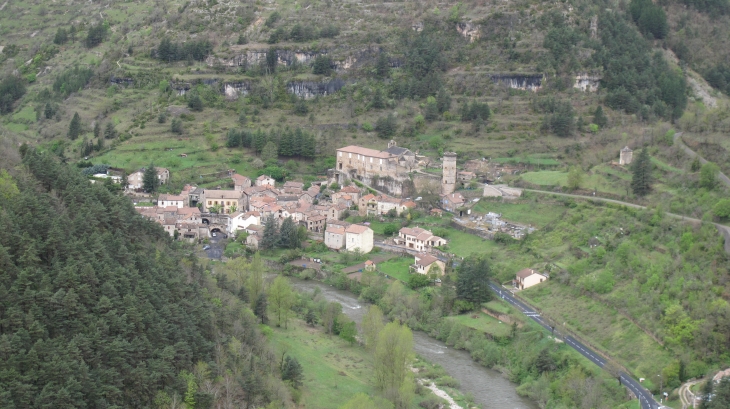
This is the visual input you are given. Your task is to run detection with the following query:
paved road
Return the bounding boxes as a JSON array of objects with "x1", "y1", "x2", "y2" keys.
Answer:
[
  {"x1": 204, "y1": 235, "x2": 224, "y2": 260},
  {"x1": 524, "y1": 189, "x2": 730, "y2": 254},
  {"x1": 488, "y1": 283, "x2": 661, "y2": 408}
]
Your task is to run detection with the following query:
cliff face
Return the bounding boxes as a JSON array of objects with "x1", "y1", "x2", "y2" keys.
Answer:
[
  {"x1": 287, "y1": 79, "x2": 346, "y2": 99},
  {"x1": 574, "y1": 73, "x2": 601, "y2": 92},
  {"x1": 205, "y1": 47, "x2": 387, "y2": 73},
  {"x1": 489, "y1": 74, "x2": 544, "y2": 91}
]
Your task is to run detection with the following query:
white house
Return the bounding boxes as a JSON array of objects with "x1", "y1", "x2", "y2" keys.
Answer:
[
  {"x1": 229, "y1": 211, "x2": 260, "y2": 236},
  {"x1": 345, "y1": 224, "x2": 374, "y2": 253},
  {"x1": 397, "y1": 227, "x2": 447, "y2": 252},
  {"x1": 324, "y1": 225, "x2": 346, "y2": 250},
  {"x1": 256, "y1": 175, "x2": 276, "y2": 187},
  {"x1": 515, "y1": 268, "x2": 548, "y2": 290},
  {"x1": 158, "y1": 194, "x2": 185, "y2": 208}
]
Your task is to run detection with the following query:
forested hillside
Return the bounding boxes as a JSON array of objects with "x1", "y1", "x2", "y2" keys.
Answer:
[{"x1": 0, "y1": 149, "x2": 291, "y2": 408}]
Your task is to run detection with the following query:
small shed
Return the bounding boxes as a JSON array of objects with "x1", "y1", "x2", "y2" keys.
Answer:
[{"x1": 364, "y1": 260, "x2": 376, "y2": 272}]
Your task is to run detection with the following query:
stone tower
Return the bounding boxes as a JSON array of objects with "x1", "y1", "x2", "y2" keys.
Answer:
[
  {"x1": 619, "y1": 146, "x2": 633, "y2": 165},
  {"x1": 441, "y1": 152, "x2": 457, "y2": 195}
]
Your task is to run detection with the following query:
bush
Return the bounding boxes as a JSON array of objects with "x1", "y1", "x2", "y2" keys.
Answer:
[
  {"x1": 419, "y1": 395, "x2": 448, "y2": 409},
  {"x1": 0, "y1": 75, "x2": 26, "y2": 114},
  {"x1": 312, "y1": 56, "x2": 333, "y2": 76},
  {"x1": 435, "y1": 376, "x2": 460, "y2": 388},
  {"x1": 408, "y1": 273, "x2": 431, "y2": 289},
  {"x1": 714, "y1": 199, "x2": 730, "y2": 220},
  {"x1": 375, "y1": 114, "x2": 397, "y2": 139}
]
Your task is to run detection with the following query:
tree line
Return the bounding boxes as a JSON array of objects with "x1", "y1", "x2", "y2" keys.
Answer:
[
  {"x1": 226, "y1": 126, "x2": 317, "y2": 159},
  {"x1": 154, "y1": 38, "x2": 213, "y2": 62}
]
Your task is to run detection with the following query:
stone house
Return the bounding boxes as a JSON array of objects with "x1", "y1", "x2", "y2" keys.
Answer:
[
  {"x1": 457, "y1": 171, "x2": 476, "y2": 184},
  {"x1": 358, "y1": 194, "x2": 378, "y2": 217},
  {"x1": 364, "y1": 260, "x2": 376, "y2": 271},
  {"x1": 158, "y1": 194, "x2": 185, "y2": 208},
  {"x1": 246, "y1": 232, "x2": 261, "y2": 249},
  {"x1": 329, "y1": 204, "x2": 349, "y2": 220},
  {"x1": 515, "y1": 268, "x2": 547, "y2": 290},
  {"x1": 339, "y1": 185, "x2": 361, "y2": 202},
  {"x1": 413, "y1": 253, "x2": 445, "y2": 275},
  {"x1": 345, "y1": 224, "x2": 374, "y2": 253},
  {"x1": 303, "y1": 215, "x2": 326, "y2": 232},
  {"x1": 127, "y1": 167, "x2": 169, "y2": 190},
  {"x1": 232, "y1": 174, "x2": 252, "y2": 190},
  {"x1": 441, "y1": 192, "x2": 466, "y2": 212}
]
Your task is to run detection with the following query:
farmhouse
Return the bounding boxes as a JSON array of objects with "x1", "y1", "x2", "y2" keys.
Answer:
[
  {"x1": 127, "y1": 167, "x2": 169, "y2": 190},
  {"x1": 515, "y1": 268, "x2": 547, "y2": 290},
  {"x1": 397, "y1": 227, "x2": 447, "y2": 252},
  {"x1": 413, "y1": 253, "x2": 445, "y2": 276}
]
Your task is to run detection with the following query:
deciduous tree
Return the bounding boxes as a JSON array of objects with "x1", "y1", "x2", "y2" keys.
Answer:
[
  {"x1": 455, "y1": 255, "x2": 492, "y2": 306},
  {"x1": 269, "y1": 276, "x2": 294, "y2": 328}
]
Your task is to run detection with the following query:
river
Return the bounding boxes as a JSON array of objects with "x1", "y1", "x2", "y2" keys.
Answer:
[{"x1": 290, "y1": 278, "x2": 538, "y2": 409}]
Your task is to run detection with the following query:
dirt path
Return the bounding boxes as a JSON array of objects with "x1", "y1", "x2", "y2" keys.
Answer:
[
  {"x1": 524, "y1": 189, "x2": 730, "y2": 254},
  {"x1": 679, "y1": 379, "x2": 701, "y2": 409},
  {"x1": 0, "y1": 2, "x2": 7, "y2": 11}
]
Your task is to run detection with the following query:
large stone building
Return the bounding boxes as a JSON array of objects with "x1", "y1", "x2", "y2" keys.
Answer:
[
  {"x1": 127, "y1": 167, "x2": 170, "y2": 190},
  {"x1": 201, "y1": 189, "x2": 247, "y2": 214},
  {"x1": 335, "y1": 141, "x2": 416, "y2": 186}
]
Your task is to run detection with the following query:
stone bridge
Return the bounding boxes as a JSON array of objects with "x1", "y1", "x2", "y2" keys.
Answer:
[{"x1": 201, "y1": 212, "x2": 230, "y2": 236}]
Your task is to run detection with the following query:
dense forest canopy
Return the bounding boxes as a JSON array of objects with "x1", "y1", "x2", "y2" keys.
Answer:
[{"x1": 0, "y1": 151, "x2": 215, "y2": 408}]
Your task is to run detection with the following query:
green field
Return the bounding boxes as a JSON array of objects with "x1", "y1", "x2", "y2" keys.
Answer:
[
  {"x1": 448, "y1": 313, "x2": 512, "y2": 337},
  {"x1": 377, "y1": 257, "x2": 413, "y2": 282},
  {"x1": 269, "y1": 318, "x2": 378, "y2": 409},
  {"x1": 446, "y1": 229, "x2": 498, "y2": 257},
  {"x1": 473, "y1": 200, "x2": 566, "y2": 228}
]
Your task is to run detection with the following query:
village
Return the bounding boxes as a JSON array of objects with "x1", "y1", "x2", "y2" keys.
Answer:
[{"x1": 121, "y1": 140, "x2": 556, "y2": 290}]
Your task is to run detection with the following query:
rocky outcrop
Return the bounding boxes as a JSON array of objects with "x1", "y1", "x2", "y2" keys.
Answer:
[
  {"x1": 456, "y1": 22, "x2": 480, "y2": 43},
  {"x1": 223, "y1": 81, "x2": 252, "y2": 99},
  {"x1": 109, "y1": 77, "x2": 134, "y2": 86},
  {"x1": 574, "y1": 73, "x2": 601, "y2": 92},
  {"x1": 287, "y1": 79, "x2": 346, "y2": 99},
  {"x1": 489, "y1": 74, "x2": 543, "y2": 91}
]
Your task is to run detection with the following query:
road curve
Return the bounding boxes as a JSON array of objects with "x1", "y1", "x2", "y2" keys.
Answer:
[
  {"x1": 523, "y1": 189, "x2": 730, "y2": 254},
  {"x1": 673, "y1": 132, "x2": 730, "y2": 189},
  {"x1": 488, "y1": 283, "x2": 661, "y2": 409}
]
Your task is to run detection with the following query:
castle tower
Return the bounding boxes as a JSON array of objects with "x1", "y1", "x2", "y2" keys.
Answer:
[{"x1": 441, "y1": 152, "x2": 457, "y2": 195}]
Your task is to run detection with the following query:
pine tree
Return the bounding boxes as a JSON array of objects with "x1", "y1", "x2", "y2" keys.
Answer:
[
  {"x1": 142, "y1": 163, "x2": 159, "y2": 193},
  {"x1": 631, "y1": 147, "x2": 652, "y2": 196},
  {"x1": 254, "y1": 292, "x2": 268, "y2": 324},
  {"x1": 278, "y1": 217, "x2": 299, "y2": 249},
  {"x1": 260, "y1": 214, "x2": 279, "y2": 250},
  {"x1": 44, "y1": 103, "x2": 54, "y2": 119},
  {"x1": 436, "y1": 88, "x2": 451, "y2": 113},
  {"x1": 261, "y1": 141, "x2": 279, "y2": 162},
  {"x1": 281, "y1": 356, "x2": 303, "y2": 387},
  {"x1": 68, "y1": 112, "x2": 82, "y2": 140},
  {"x1": 301, "y1": 135, "x2": 316, "y2": 159},
  {"x1": 371, "y1": 88, "x2": 385, "y2": 109},
  {"x1": 93, "y1": 121, "x2": 101, "y2": 138},
  {"x1": 375, "y1": 52, "x2": 390, "y2": 79},
  {"x1": 455, "y1": 255, "x2": 492, "y2": 306},
  {"x1": 266, "y1": 47, "x2": 278, "y2": 74},
  {"x1": 305, "y1": 309, "x2": 317, "y2": 326},
  {"x1": 593, "y1": 106, "x2": 608, "y2": 128},
  {"x1": 104, "y1": 122, "x2": 117, "y2": 139}
]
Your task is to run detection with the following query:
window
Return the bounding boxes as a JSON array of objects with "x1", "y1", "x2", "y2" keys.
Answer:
[
  {"x1": 208, "y1": 201, "x2": 212, "y2": 205},
  {"x1": 227, "y1": 201, "x2": 231, "y2": 205},
  {"x1": 349, "y1": 153, "x2": 352, "y2": 158},
  {"x1": 214, "y1": 201, "x2": 218, "y2": 205}
]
